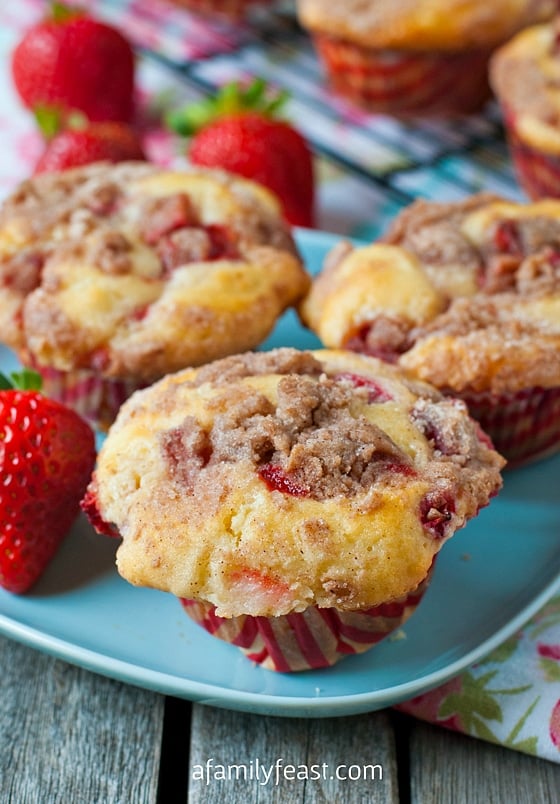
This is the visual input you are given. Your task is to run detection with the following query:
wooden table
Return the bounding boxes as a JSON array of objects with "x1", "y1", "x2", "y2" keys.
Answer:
[{"x1": 2, "y1": 635, "x2": 559, "y2": 803}]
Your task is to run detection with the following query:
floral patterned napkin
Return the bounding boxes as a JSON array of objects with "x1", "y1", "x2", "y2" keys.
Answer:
[
  {"x1": 397, "y1": 596, "x2": 560, "y2": 762},
  {"x1": 2, "y1": 0, "x2": 560, "y2": 764}
]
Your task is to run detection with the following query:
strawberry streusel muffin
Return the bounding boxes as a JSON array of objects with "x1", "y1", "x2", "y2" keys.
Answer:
[
  {"x1": 491, "y1": 16, "x2": 560, "y2": 200},
  {"x1": 83, "y1": 348, "x2": 504, "y2": 672},
  {"x1": 296, "y1": 0, "x2": 555, "y2": 116},
  {"x1": 300, "y1": 194, "x2": 560, "y2": 465},
  {"x1": 0, "y1": 162, "x2": 309, "y2": 429}
]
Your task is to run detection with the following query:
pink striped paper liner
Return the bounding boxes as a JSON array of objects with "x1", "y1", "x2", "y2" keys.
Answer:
[
  {"x1": 456, "y1": 385, "x2": 560, "y2": 467},
  {"x1": 501, "y1": 107, "x2": 560, "y2": 200},
  {"x1": 311, "y1": 35, "x2": 491, "y2": 116},
  {"x1": 167, "y1": 0, "x2": 267, "y2": 18},
  {"x1": 32, "y1": 363, "x2": 145, "y2": 432},
  {"x1": 180, "y1": 572, "x2": 432, "y2": 672}
]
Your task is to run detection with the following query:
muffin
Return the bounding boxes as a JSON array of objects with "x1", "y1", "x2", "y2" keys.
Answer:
[
  {"x1": 83, "y1": 347, "x2": 504, "y2": 672},
  {"x1": 297, "y1": 0, "x2": 556, "y2": 116},
  {"x1": 490, "y1": 16, "x2": 560, "y2": 200},
  {"x1": 300, "y1": 194, "x2": 560, "y2": 465},
  {"x1": 0, "y1": 161, "x2": 309, "y2": 430}
]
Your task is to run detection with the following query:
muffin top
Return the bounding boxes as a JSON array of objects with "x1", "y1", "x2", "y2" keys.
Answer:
[
  {"x1": 297, "y1": 0, "x2": 555, "y2": 51},
  {"x1": 490, "y1": 16, "x2": 560, "y2": 154},
  {"x1": 300, "y1": 195, "x2": 560, "y2": 394},
  {"x1": 0, "y1": 161, "x2": 309, "y2": 381},
  {"x1": 85, "y1": 348, "x2": 504, "y2": 617}
]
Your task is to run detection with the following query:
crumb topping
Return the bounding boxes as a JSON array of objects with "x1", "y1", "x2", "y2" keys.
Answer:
[
  {"x1": 307, "y1": 195, "x2": 560, "y2": 393},
  {"x1": 89, "y1": 348, "x2": 504, "y2": 616},
  {"x1": 158, "y1": 349, "x2": 501, "y2": 503},
  {"x1": 89, "y1": 348, "x2": 504, "y2": 617},
  {"x1": 0, "y1": 163, "x2": 309, "y2": 379}
]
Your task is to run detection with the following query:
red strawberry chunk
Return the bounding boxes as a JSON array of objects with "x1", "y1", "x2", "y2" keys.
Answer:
[
  {"x1": 205, "y1": 224, "x2": 241, "y2": 260},
  {"x1": 384, "y1": 461, "x2": 417, "y2": 477},
  {"x1": 544, "y1": 247, "x2": 560, "y2": 269},
  {"x1": 419, "y1": 491, "x2": 456, "y2": 540},
  {"x1": 157, "y1": 224, "x2": 241, "y2": 275},
  {"x1": 343, "y1": 322, "x2": 405, "y2": 364},
  {"x1": 333, "y1": 372, "x2": 393, "y2": 402},
  {"x1": 142, "y1": 194, "x2": 198, "y2": 245},
  {"x1": 258, "y1": 463, "x2": 310, "y2": 497},
  {"x1": 493, "y1": 220, "x2": 522, "y2": 255},
  {"x1": 80, "y1": 487, "x2": 119, "y2": 538}
]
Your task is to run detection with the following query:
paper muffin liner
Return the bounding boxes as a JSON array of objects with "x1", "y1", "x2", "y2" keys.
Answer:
[
  {"x1": 29, "y1": 363, "x2": 145, "y2": 432},
  {"x1": 180, "y1": 572, "x2": 432, "y2": 672},
  {"x1": 455, "y1": 386, "x2": 560, "y2": 467},
  {"x1": 501, "y1": 108, "x2": 560, "y2": 200},
  {"x1": 310, "y1": 35, "x2": 491, "y2": 116}
]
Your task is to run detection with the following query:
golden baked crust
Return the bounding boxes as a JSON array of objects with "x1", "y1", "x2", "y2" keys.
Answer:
[
  {"x1": 300, "y1": 195, "x2": 560, "y2": 394},
  {"x1": 87, "y1": 348, "x2": 504, "y2": 617},
  {"x1": 297, "y1": 0, "x2": 555, "y2": 51},
  {"x1": 490, "y1": 18, "x2": 560, "y2": 154},
  {"x1": 0, "y1": 162, "x2": 309, "y2": 381}
]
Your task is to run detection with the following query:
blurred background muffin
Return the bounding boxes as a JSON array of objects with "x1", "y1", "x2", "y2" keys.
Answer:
[
  {"x1": 300, "y1": 194, "x2": 560, "y2": 465},
  {"x1": 0, "y1": 161, "x2": 309, "y2": 430},
  {"x1": 491, "y1": 15, "x2": 560, "y2": 200},
  {"x1": 296, "y1": 0, "x2": 556, "y2": 116}
]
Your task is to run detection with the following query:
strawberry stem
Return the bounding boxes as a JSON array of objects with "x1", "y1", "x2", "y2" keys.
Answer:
[
  {"x1": 34, "y1": 105, "x2": 90, "y2": 140},
  {"x1": 166, "y1": 78, "x2": 290, "y2": 137},
  {"x1": 50, "y1": 2, "x2": 80, "y2": 23},
  {"x1": 34, "y1": 105, "x2": 63, "y2": 140},
  {"x1": 0, "y1": 369, "x2": 43, "y2": 391}
]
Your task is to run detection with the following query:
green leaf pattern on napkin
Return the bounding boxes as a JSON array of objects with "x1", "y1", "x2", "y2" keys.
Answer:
[{"x1": 398, "y1": 595, "x2": 560, "y2": 762}]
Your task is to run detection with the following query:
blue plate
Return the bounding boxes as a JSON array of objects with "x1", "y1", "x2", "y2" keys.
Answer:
[{"x1": 0, "y1": 228, "x2": 559, "y2": 718}]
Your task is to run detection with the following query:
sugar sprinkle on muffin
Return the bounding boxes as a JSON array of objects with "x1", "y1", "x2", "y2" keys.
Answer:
[
  {"x1": 300, "y1": 194, "x2": 560, "y2": 464},
  {"x1": 0, "y1": 161, "x2": 309, "y2": 428},
  {"x1": 84, "y1": 347, "x2": 504, "y2": 671}
]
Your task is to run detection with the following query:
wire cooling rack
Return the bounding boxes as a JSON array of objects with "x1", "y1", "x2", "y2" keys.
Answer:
[{"x1": 97, "y1": 0, "x2": 526, "y2": 238}]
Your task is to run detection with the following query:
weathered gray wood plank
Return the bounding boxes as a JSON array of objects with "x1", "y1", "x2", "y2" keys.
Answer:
[
  {"x1": 188, "y1": 703, "x2": 399, "y2": 803},
  {"x1": 408, "y1": 718, "x2": 560, "y2": 804},
  {"x1": 0, "y1": 635, "x2": 164, "y2": 804}
]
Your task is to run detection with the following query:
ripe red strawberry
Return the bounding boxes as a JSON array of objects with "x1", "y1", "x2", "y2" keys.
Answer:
[
  {"x1": 34, "y1": 119, "x2": 146, "y2": 174},
  {"x1": 11, "y1": 3, "x2": 135, "y2": 123},
  {"x1": 0, "y1": 370, "x2": 96, "y2": 594},
  {"x1": 168, "y1": 79, "x2": 315, "y2": 228}
]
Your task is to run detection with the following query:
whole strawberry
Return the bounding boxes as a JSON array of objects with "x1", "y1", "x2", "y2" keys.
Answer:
[
  {"x1": 35, "y1": 118, "x2": 146, "y2": 174},
  {"x1": 0, "y1": 370, "x2": 96, "y2": 594},
  {"x1": 11, "y1": 2, "x2": 135, "y2": 123},
  {"x1": 168, "y1": 79, "x2": 315, "y2": 228}
]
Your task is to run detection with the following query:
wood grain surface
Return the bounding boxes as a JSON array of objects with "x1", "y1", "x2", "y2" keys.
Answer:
[{"x1": 2, "y1": 635, "x2": 559, "y2": 803}]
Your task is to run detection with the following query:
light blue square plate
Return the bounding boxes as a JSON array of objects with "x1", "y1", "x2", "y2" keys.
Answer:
[{"x1": 0, "y1": 228, "x2": 559, "y2": 717}]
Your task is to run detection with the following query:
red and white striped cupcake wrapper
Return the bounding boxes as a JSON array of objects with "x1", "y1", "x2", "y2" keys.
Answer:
[
  {"x1": 502, "y1": 108, "x2": 560, "y2": 200},
  {"x1": 457, "y1": 386, "x2": 560, "y2": 467},
  {"x1": 32, "y1": 364, "x2": 145, "y2": 432},
  {"x1": 167, "y1": 0, "x2": 267, "y2": 18},
  {"x1": 180, "y1": 573, "x2": 432, "y2": 672},
  {"x1": 311, "y1": 35, "x2": 491, "y2": 116}
]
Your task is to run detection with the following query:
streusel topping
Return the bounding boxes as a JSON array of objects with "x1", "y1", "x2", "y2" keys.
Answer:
[
  {"x1": 86, "y1": 348, "x2": 504, "y2": 617},
  {"x1": 0, "y1": 162, "x2": 309, "y2": 380}
]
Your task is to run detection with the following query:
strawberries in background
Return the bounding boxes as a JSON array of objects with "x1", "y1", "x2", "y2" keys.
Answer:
[
  {"x1": 35, "y1": 119, "x2": 146, "y2": 173},
  {"x1": 11, "y1": 2, "x2": 136, "y2": 123},
  {"x1": 168, "y1": 79, "x2": 316, "y2": 228},
  {"x1": 0, "y1": 371, "x2": 96, "y2": 594}
]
